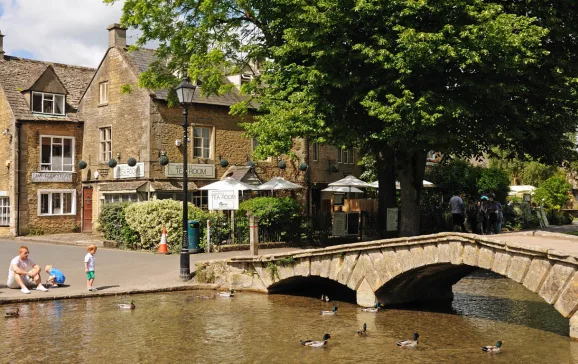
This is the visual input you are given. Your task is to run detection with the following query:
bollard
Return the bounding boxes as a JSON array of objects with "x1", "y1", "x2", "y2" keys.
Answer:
[
  {"x1": 207, "y1": 219, "x2": 211, "y2": 253},
  {"x1": 249, "y1": 215, "x2": 259, "y2": 256}
]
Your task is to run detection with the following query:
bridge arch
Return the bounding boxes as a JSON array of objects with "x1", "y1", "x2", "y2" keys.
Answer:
[{"x1": 195, "y1": 233, "x2": 578, "y2": 339}]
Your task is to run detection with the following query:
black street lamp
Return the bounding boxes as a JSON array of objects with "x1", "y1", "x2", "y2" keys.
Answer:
[{"x1": 175, "y1": 76, "x2": 197, "y2": 280}]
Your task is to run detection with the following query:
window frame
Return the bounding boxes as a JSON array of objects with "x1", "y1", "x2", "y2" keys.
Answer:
[
  {"x1": 103, "y1": 193, "x2": 139, "y2": 204},
  {"x1": 99, "y1": 81, "x2": 109, "y2": 104},
  {"x1": 312, "y1": 143, "x2": 319, "y2": 162},
  {"x1": 37, "y1": 189, "x2": 76, "y2": 216},
  {"x1": 0, "y1": 197, "x2": 10, "y2": 226},
  {"x1": 337, "y1": 148, "x2": 354, "y2": 164},
  {"x1": 31, "y1": 91, "x2": 65, "y2": 116},
  {"x1": 40, "y1": 135, "x2": 75, "y2": 172},
  {"x1": 99, "y1": 126, "x2": 112, "y2": 162},
  {"x1": 193, "y1": 126, "x2": 213, "y2": 159}
]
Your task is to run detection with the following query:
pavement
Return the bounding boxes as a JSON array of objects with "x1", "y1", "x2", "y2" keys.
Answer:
[{"x1": 1, "y1": 222, "x2": 578, "y2": 304}]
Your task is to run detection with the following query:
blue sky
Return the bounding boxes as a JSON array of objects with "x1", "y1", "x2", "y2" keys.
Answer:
[{"x1": 0, "y1": 0, "x2": 129, "y2": 67}]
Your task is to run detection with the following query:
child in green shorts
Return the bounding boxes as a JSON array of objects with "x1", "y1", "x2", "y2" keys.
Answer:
[{"x1": 84, "y1": 244, "x2": 97, "y2": 291}]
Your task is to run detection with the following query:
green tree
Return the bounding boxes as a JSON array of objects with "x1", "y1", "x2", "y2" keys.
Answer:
[
  {"x1": 110, "y1": 0, "x2": 578, "y2": 237},
  {"x1": 520, "y1": 161, "x2": 560, "y2": 187},
  {"x1": 476, "y1": 168, "x2": 511, "y2": 203},
  {"x1": 533, "y1": 176, "x2": 572, "y2": 209}
]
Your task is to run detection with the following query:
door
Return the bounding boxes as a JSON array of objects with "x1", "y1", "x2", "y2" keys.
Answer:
[{"x1": 83, "y1": 187, "x2": 93, "y2": 233}]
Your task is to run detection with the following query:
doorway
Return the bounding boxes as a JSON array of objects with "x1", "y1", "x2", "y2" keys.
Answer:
[{"x1": 82, "y1": 187, "x2": 93, "y2": 233}]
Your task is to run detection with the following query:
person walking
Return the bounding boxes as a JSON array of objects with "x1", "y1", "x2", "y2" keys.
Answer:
[
  {"x1": 449, "y1": 194, "x2": 467, "y2": 232},
  {"x1": 84, "y1": 245, "x2": 97, "y2": 291},
  {"x1": 466, "y1": 198, "x2": 479, "y2": 233},
  {"x1": 7, "y1": 246, "x2": 49, "y2": 294}
]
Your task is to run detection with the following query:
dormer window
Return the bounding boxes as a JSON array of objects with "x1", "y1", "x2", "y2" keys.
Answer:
[
  {"x1": 240, "y1": 74, "x2": 253, "y2": 85},
  {"x1": 32, "y1": 92, "x2": 65, "y2": 115}
]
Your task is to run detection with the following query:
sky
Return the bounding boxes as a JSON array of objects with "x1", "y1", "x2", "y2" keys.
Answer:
[{"x1": 0, "y1": 0, "x2": 148, "y2": 68}]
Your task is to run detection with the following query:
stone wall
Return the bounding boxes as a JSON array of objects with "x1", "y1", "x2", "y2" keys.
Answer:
[
  {"x1": 18, "y1": 122, "x2": 83, "y2": 234},
  {"x1": 0, "y1": 87, "x2": 15, "y2": 233}
]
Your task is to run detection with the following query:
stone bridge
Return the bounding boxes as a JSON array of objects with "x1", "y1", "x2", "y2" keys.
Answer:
[{"x1": 194, "y1": 232, "x2": 578, "y2": 339}]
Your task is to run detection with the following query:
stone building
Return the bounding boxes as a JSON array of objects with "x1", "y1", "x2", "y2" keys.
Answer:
[{"x1": 0, "y1": 31, "x2": 94, "y2": 235}]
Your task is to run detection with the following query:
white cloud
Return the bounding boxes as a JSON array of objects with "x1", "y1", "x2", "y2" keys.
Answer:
[{"x1": 0, "y1": 0, "x2": 147, "y2": 68}]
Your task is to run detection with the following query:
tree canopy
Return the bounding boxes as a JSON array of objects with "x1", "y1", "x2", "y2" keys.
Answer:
[{"x1": 109, "y1": 0, "x2": 578, "y2": 235}]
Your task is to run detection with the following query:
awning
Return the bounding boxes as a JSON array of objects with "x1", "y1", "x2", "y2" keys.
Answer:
[
  {"x1": 220, "y1": 165, "x2": 262, "y2": 187},
  {"x1": 99, "y1": 181, "x2": 148, "y2": 194},
  {"x1": 150, "y1": 181, "x2": 198, "y2": 191}
]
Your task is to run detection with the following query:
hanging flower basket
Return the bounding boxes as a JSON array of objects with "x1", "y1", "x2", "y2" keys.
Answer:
[
  {"x1": 127, "y1": 157, "x2": 137, "y2": 167},
  {"x1": 220, "y1": 159, "x2": 229, "y2": 168},
  {"x1": 108, "y1": 159, "x2": 118, "y2": 168},
  {"x1": 278, "y1": 160, "x2": 286, "y2": 169},
  {"x1": 159, "y1": 154, "x2": 169, "y2": 166},
  {"x1": 299, "y1": 162, "x2": 308, "y2": 171},
  {"x1": 78, "y1": 160, "x2": 87, "y2": 170}
]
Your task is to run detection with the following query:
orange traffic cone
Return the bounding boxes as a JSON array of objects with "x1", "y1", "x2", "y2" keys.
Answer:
[{"x1": 155, "y1": 227, "x2": 170, "y2": 255}]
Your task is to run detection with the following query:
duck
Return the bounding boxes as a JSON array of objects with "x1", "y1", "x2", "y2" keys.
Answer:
[
  {"x1": 217, "y1": 289, "x2": 235, "y2": 298},
  {"x1": 396, "y1": 333, "x2": 419, "y2": 348},
  {"x1": 4, "y1": 308, "x2": 19, "y2": 318},
  {"x1": 361, "y1": 303, "x2": 381, "y2": 313},
  {"x1": 357, "y1": 323, "x2": 368, "y2": 336},
  {"x1": 482, "y1": 341, "x2": 502, "y2": 353},
  {"x1": 321, "y1": 295, "x2": 330, "y2": 302},
  {"x1": 320, "y1": 306, "x2": 338, "y2": 315},
  {"x1": 300, "y1": 333, "x2": 331, "y2": 348},
  {"x1": 118, "y1": 300, "x2": 136, "y2": 310}
]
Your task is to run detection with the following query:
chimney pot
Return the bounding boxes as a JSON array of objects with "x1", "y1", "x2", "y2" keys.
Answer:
[
  {"x1": 107, "y1": 23, "x2": 127, "y2": 48},
  {"x1": 0, "y1": 31, "x2": 5, "y2": 60}
]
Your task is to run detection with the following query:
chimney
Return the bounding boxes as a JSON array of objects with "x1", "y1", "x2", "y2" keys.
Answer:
[
  {"x1": 0, "y1": 31, "x2": 5, "y2": 60},
  {"x1": 107, "y1": 23, "x2": 127, "y2": 48}
]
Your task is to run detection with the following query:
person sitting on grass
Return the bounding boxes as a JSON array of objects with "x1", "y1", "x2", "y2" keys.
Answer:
[
  {"x1": 7, "y1": 246, "x2": 49, "y2": 294},
  {"x1": 45, "y1": 265, "x2": 66, "y2": 288}
]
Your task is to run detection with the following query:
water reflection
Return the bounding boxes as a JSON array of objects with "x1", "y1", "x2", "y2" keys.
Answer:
[{"x1": 0, "y1": 270, "x2": 574, "y2": 363}]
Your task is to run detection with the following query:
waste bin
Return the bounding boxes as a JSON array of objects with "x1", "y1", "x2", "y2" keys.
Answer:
[{"x1": 187, "y1": 220, "x2": 202, "y2": 253}]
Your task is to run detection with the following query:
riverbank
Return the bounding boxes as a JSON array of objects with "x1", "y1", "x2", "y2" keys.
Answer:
[{"x1": 0, "y1": 239, "x2": 303, "y2": 304}]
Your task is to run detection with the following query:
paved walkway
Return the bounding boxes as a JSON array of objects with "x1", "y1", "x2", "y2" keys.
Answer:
[{"x1": 2, "y1": 223, "x2": 578, "y2": 304}]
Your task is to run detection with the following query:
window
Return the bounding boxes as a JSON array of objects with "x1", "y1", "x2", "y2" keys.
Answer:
[
  {"x1": 192, "y1": 190, "x2": 208, "y2": 209},
  {"x1": 0, "y1": 198, "x2": 9, "y2": 226},
  {"x1": 193, "y1": 127, "x2": 211, "y2": 159},
  {"x1": 38, "y1": 190, "x2": 75, "y2": 216},
  {"x1": 40, "y1": 136, "x2": 74, "y2": 172},
  {"x1": 100, "y1": 127, "x2": 112, "y2": 162},
  {"x1": 157, "y1": 191, "x2": 207, "y2": 208},
  {"x1": 104, "y1": 193, "x2": 139, "y2": 204},
  {"x1": 99, "y1": 82, "x2": 108, "y2": 104},
  {"x1": 337, "y1": 148, "x2": 354, "y2": 164},
  {"x1": 312, "y1": 143, "x2": 319, "y2": 162},
  {"x1": 32, "y1": 92, "x2": 65, "y2": 115}
]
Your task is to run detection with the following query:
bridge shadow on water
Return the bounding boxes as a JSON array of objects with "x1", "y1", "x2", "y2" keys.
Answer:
[
  {"x1": 390, "y1": 269, "x2": 570, "y2": 337},
  {"x1": 268, "y1": 270, "x2": 569, "y2": 337},
  {"x1": 268, "y1": 276, "x2": 357, "y2": 303}
]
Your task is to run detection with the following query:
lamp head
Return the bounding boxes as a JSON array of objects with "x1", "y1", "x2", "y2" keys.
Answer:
[{"x1": 175, "y1": 76, "x2": 197, "y2": 105}]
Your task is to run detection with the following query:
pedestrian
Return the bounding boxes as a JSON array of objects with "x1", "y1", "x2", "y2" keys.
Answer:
[
  {"x1": 496, "y1": 202, "x2": 504, "y2": 234},
  {"x1": 7, "y1": 246, "x2": 49, "y2": 294},
  {"x1": 449, "y1": 193, "x2": 466, "y2": 232},
  {"x1": 478, "y1": 196, "x2": 489, "y2": 234},
  {"x1": 486, "y1": 197, "x2": 499, "y2": 235},
  {"x1": 466, "y1": 198, "x2": 479, "y2": 233},
  {"x1": 84, "y1": 244, "x2": 97, "y2": 291},
  {"x1": 45, "y1": 265, "x2": 66, "y2": 288}
]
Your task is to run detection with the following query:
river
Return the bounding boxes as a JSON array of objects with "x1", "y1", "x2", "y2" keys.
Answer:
[{"x1": 1, "y1": 269, "x2": 576, "y2": 363}]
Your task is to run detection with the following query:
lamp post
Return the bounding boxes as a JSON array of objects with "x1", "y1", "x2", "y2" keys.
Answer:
[{"x1": 175, "y1": 76, "x2": 197, "y2": 280}]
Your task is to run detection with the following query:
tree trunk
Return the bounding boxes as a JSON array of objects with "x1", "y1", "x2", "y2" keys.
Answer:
[
  {"x1": 398, "y1": 150, "x2": 427, "y2": 237},
  {"x1": 376, "y1": 147, "x2": 397, "y2": 238}
]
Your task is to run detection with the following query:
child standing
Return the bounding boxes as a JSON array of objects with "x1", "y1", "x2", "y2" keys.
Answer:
[
  {"x1": 84, "y1": 245, "x2": 97, "y2": 291},
  {"x1": 45, "y1": 265, "x2": 66, "y2": 287}
]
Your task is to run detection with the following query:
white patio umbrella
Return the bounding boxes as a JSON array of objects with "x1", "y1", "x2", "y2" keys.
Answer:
[
  {"x1": 257, "y1": 177, "x2": 303, "y2": 191},
  {"x1": 369, "y1": 180, "x2": 435, "y2": 189},
  {"x1": 321, "y1": 186, "x2": 364, "y2": 193},
  {"x1": 329, "y1": 175, "x2": 373, "y2": 189},
  {"x1": 199, "y1": 177, "x2": 257, "y2": 191}
]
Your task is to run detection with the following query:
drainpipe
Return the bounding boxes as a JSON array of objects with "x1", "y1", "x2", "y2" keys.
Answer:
[{"x1": 15, "y1": 122, "x2": 21, "y2": 236}]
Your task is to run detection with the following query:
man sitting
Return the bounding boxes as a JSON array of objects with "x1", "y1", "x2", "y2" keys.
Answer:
[{"x1": 7, "y1": 246, "x2": 49, "y2": 294}]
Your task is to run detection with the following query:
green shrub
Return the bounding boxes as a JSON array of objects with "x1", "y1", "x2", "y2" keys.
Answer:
[
  {"x1": 546, "y1": 209, "x2": 573, "y2": 225},
  {"x1": 97, "y1": 202, "x2": 140, "y2": 247},
  {"x1": 534, "y1": 176, "x2": 572, "y2": 209},
  {"x1": 124, "y1": 199, "x2": 228, "y2": 253},
  {"x1": 237, "y1": 197, "x2": 302, "y2": 243}
]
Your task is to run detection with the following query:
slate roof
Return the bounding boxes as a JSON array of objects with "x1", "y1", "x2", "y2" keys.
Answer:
[
  {"x1": 122, "y1": 48, "x2": 247, "y2": 107},
  {"x1": 221, "y1": 165, "x2": 261, "y2": 186},
  {"x1": 150, "y1": 181, "x2": 199, "y2": 191},
  {"x1": 99, "y1": 181, "x2": 148, "y2": 192},
  {"x1": 0, "y1": 56, "x2": 94, "y2": 122}
]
